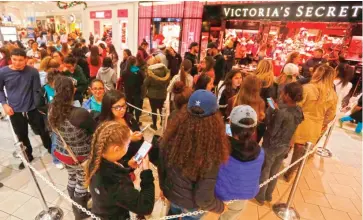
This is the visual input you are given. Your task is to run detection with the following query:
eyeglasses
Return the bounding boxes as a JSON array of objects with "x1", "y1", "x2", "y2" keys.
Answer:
[
  {"x1": 112, "y1": 105, "x2": 127, "y2": 111},
  {"x1": 92, "y1": 87, "x2": 104, "y2": 91}
]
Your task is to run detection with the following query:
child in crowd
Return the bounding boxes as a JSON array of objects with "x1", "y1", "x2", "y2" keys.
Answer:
[
  {"x1": 255, "y1": 82, "x2": 304, "y2": 204},
  {"x1": 96, "y1": 57, "x2": 117, "y2": 91},
  {"x1": 215, "y1": 105, "x2": 264, "y2": 220},
  {"x1": 85, "y1": 121, "x2": 155, "y2": 219},
  {"x1": 83, "y1": 79, "x2": 105, "y2": 113}
]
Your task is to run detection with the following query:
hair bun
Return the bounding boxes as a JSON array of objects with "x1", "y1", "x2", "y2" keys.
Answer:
[{"x1": 172, "y1": 81, "x2": 186, "y2": 94}]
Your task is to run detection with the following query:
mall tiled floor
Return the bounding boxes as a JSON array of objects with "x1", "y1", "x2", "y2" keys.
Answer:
[{"x1": 0, "y1": 104, "x2": 361, "y2": 220}]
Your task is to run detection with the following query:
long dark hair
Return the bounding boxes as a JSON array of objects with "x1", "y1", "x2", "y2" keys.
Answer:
[
  {"x1": 336, "y1": 64, "x2": 354, "y2": 87},
  {"x1": 161, "y1": 105, "x2": 230, "y2": 180},
  {"x1": 203, "y1": 56, "x2": 215, "y2": 73},
  {"x1": 180, "y1": 59, "x2": 192, "y2": 85},
  {"x1": 49, "y1": 76, "x2": 74, "y2": 129},
  {"x1": 99, "y1": 90, "x2": 126, "y2": 122},
  {"x1": 90, "y1": 46, "x2": 100, "y2": 66},
  {"x1": 194, "y1": 74, "x2": 212, "y2": 90},
  {"x1": 219, "y1": 69, "x2": 242, "y2": 99},
  {"x1": 126, "y1": 56, "x2": 137, "y2": 72},
  {"x1": 108, "y1": 44, "x2": 118, "y2": 60},
  {"x1": 231, "y1": 118, "x2": 259, "y2": 158}
]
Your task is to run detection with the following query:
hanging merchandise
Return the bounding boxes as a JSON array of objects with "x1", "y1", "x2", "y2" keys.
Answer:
[{"x1": 57, "y1": 1, "x2": 87, "y2": 10}]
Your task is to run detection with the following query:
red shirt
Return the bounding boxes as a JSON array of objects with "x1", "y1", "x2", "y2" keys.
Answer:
[{"x1": 87, "y1": 57, "x2": 102, "y2": 78}]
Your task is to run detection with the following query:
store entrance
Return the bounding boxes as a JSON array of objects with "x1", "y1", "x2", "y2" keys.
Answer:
[
  {"x1": 102, "y1": 22, "x2": 112, "y2": 44},
  {"x1": 151, "y1": 18, "x2": 182, "y2": 53}
]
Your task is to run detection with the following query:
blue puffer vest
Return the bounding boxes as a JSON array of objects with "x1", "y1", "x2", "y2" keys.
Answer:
[{"x1": 215, "y1": 148, "x2": 264, "y2": 201}]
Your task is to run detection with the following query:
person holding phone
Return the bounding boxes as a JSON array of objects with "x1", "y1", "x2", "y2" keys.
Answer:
[
  {"x1": 255, "y1": 82, "x2": 304, "y2": 205},
  {"x1": 215, "y1": 105, "x2": 264, "y2": 220},
  {"x1": 99, "y1": 90, "x2": 144, "y2": 168},
  {"x1": 85, "y1": 121, "x2": 155, "y2": 219}
]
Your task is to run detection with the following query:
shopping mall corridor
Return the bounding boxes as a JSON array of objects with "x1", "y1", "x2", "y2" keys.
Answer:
[{"x1": 0, "y1": 110, "x2": 361, "y2": 220}]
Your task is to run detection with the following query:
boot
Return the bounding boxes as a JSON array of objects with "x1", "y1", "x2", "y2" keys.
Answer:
[
  {"x1": 73, "y1": 194, "x2": 91, "y2": 220},
  {"x1": 67, "y1": 187, "x2": 75, "y2": 200}
]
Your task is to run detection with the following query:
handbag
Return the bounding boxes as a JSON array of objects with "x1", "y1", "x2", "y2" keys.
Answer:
[
  {"x1": 146, "y1": 198, "x2": 170, "y2": 219},
  {"x1": 54, "y1": 129, "x2": 88, "y2": 170}
]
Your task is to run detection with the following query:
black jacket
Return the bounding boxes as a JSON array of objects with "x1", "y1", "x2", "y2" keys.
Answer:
[
  {"x1": 167, "y1": 53, "x2": 182, "y2": 77},
  {"x1": 214, "y1": 54, "x2": 225, "y2": 85},
  {"x1": 119, "y1": 59, "x2": 128, "y2": 76},
  {"x1": 123, "y1": 68, "x2": 144, "y2": 98},
  {"x1": 77, "y1": 57, "x2": 90, "y2": 80},
  {"x1": 157, "y1": 148, "x2": 224, "y2": 213},
  {"x1": 184, "y1": 52, "x2": 198, "y2": 76},
  {"x1": 262, "y1": 103, "x2": 304, "y2": 149},
  {"x1": 90, "y1": 159, "x2": 155, "y2": 220},
  {"x1": 302, "y1": 58, "x2": 327, "y2": 78}
]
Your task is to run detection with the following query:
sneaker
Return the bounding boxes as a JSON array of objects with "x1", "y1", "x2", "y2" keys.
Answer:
[
  {"x1": 13, "y1": 151, "x2": 20, "y2": 158},
  {"x1": 55, "y1": 163, "x2": 65, "y2": 169},
  {"x1": 18, "y1": 155, "x2": 34, "y2": 170}
]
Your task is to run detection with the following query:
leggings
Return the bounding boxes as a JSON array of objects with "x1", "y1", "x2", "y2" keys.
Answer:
[
  {"x1": 65, "y1": 165, "x2": 87, "y2": 198},
  {"x1": 284, "y1": 143, "x2": 306, "y2": 179},
  {"x1": 149, "y1": 98, "x2": 165, "y2": 127}
]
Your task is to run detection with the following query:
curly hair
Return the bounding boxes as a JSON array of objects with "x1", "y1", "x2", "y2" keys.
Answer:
[
  {"x1": 161, "y1": 105, "x2": 230, "y2": 180},
  {"x1": 48, "y1": 75, "x2": 74, "y2": 129},
  {"x1": 85, "y1": 121, "x2": 131, "y2": 187}
]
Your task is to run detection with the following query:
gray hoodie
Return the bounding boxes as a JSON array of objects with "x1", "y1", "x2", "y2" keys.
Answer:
[
  {"x1": 96, "y1": 67, "x2": 117, "y2": 91},
  {"x1": 262, "y1": 103, "x2": 304, "y2": 149}
]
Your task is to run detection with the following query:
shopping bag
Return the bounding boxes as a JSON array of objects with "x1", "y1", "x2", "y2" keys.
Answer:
[{"x1": 146, "y1": 198, "x2": 170, "y2": 219}]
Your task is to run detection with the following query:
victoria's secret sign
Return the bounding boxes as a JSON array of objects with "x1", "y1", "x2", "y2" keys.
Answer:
[{"x1": 222, "y1": 2, "x2": 362, "y2": 22}]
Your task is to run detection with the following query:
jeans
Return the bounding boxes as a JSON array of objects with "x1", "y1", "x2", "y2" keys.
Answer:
[
  {"x1": 340, "y1": 116, "x2": 362, "y2": 133},
  {"x1": 256, "y1": 147, "x2": 290, "y2": 202},
  {"x1": 10, "y1": 109, "x2": 51, "y2": 158},
  {"x1": 169, "y1": 203, "x2": 204, "y2": 220},
  {"x1": 219, "y1": 200, "x2": 246, "y2": 220}
]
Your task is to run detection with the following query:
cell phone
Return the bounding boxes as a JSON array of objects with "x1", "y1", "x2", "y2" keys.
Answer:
[
  {"x1": 226, "y1": 124, "x2": 232, "y2": 137},
  {"x1": 134, "y1": 141, "x2": 152, "y2": 164},
  {"x1": 140, "y1": 124, "x2": 150, "y2": 133},
  {"x1": 267, "y1": 98, "x2": 275, "y2": 109}
]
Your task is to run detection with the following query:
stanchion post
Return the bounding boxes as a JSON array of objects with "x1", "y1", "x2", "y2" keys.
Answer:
[
  {"x1": 273, "y1": 142, "x2": 313, "y2": 220},
  {"x1": 7, "y1": 116, "x2": 64, "y2": 220},
  {"x1": 316, "y1": 119, "x2": 335, "y2": 158}
]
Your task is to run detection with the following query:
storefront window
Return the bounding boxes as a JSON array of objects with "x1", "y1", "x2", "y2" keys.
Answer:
[{"x1": 138, "y1": 1, "x2": 203, "y2": 56}]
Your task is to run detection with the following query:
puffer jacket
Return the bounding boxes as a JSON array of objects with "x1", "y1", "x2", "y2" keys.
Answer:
[
  {"x1": 215, "y1": 137, "x2": 264, "y2": 201},
  {"x1": 158, "y1": 148, "x2": 224, "y2": 214},
  {"x1": 143, "y1": 63, "x2": 170, "y2": 99},
  {"x1": 90, "y1": 159, "x2": 155, "y2": 220}
]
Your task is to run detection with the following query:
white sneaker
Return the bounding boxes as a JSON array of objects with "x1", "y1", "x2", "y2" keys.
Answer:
[{"x1": 55, "y1": 163, "x2": 64, "y2": 169}]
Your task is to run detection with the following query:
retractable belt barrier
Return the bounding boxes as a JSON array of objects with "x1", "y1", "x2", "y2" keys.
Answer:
[{"x1": 9, "y1": 110, "x2": 336, "y2": 220}]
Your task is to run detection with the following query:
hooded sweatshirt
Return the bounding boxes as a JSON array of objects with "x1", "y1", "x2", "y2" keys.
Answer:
[
  {"x1": 262, "y1": 102, "x2": 304, "y2": 149},
  {"x1": 96, "y1": 67, "x2": 117, "y2": 91},
  {"x1": 143, "y1": 63, "x2": 170, "y2": 100},
  {"x1": 123, "y1": 65, "x2": 144, "y2": 98}
]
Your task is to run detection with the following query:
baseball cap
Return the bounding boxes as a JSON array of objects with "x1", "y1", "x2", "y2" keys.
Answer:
[
  {"x1": 187, "y1": 90, "x2": 218, "y2": 117},
  {"x1": 283, "y1": 63, "x2": 299, "y2": 76},
  {"x1": 189, "y1": 42, "x2": 198, "y2": 49},
  {"x1": 229, "y1": 105, "x2": 257, "y2": 128},
  {"x1": 207, "y1": 42, "x2": 217, "y2": 49}
]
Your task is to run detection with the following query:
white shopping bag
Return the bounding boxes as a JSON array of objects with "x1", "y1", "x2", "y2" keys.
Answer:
[{"x1": 146, "y1": 198, "x2": 170, "y2": 219}]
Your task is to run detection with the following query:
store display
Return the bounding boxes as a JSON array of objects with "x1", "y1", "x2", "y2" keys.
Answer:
[{"x1": 57, "y1": 1, "x2": 87, "y2": 10}]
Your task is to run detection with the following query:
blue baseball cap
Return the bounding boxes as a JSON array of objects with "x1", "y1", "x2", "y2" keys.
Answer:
[{"x1": 187, "y1": 90, "x2": 218, "y2": 117}]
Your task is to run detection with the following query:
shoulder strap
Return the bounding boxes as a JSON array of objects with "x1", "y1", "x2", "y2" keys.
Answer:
[{"x1": 54, "y1": 128, "x2": 81, "y2": 165}]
